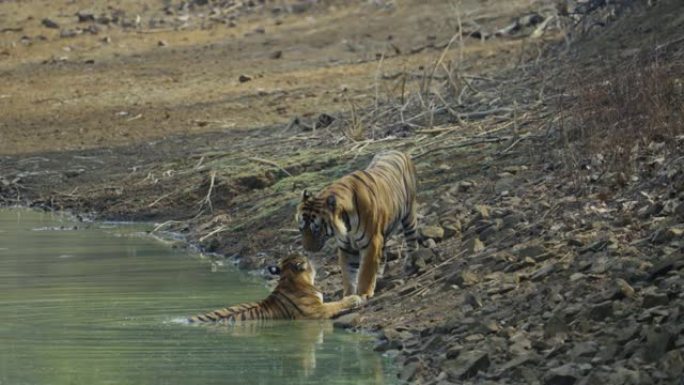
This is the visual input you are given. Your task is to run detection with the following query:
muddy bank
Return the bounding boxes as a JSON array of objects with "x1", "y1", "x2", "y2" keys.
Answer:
[{"x1": 2, "y1": 0, "x2": 684, "y2": 384}]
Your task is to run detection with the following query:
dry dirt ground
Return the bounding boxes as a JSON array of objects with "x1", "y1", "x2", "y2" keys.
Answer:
[{"x1": 2, "y1": 0, "x2": 684, "y2": 384}]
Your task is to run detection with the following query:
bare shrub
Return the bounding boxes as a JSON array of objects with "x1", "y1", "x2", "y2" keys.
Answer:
[{"x1": 559, "y1": 52, "x2": 684, "y2": 173}]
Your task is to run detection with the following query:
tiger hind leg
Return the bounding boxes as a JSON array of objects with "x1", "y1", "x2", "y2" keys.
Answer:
[{"x1": 401, "y1": 204, "x2": 420, "y2": 273}]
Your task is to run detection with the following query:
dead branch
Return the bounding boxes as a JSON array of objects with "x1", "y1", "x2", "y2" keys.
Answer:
[
  {"x1": 199, "y1": 170, "x2": 217, "y2": 213},
  {"x1": 248, "y1": 157, "x2": 292, "y2": 177}
]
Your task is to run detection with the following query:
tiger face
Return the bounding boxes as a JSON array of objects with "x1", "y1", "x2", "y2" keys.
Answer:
[
  {"x1": 295, "y1": 190, "x2": 347, "y2": 252},
  {"x1": 269, "y1": 253, "x2": 317, "y2": 286}
]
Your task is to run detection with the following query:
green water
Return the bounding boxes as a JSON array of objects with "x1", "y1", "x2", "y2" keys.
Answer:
[{"x1": 0, "y1": 209, "x2": 395, "y2": 385}]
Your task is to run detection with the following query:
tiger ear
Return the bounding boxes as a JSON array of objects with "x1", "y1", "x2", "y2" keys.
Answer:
[
  {"x1": 295, "y1": 261, "x2": 306, "y2": 272},
  {"x1": 268, "y1": 266, "x2": 281, "y2": 275},
  {"x1": 326, "y1": 195, "x2": 336, "y2": 211},
  {"x1": 302, "y1": 189, "x2": 312, "y2": 201}
]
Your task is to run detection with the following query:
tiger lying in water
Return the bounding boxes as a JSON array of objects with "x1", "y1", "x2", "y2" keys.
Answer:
[
  {"x1": 188, "y1": 254, "x2": 363, "y2": 323},
  {"x1": 295, "y1": 150, "x2": 419, "y2": 299}
]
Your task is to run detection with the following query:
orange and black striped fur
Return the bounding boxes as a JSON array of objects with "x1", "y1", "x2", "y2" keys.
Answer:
[
  {"x1": 295, "y1": 150, "x2": 418, "y2": 299},
  {"x1": 188, "y1": 254, "x2": 363, "y2": 323}
]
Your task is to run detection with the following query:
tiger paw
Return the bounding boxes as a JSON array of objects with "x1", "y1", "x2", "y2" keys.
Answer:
[{"x1": 345, "y1": 294, "x2": 366, "y2": 308}]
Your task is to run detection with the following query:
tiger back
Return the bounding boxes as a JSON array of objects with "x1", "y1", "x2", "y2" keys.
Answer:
[
  {"x1": 295, "y1": 150, "x2": 419, "y2": 299},
  {"x1": 188, "y1": 254, "x2": 362, "y2": 324}
]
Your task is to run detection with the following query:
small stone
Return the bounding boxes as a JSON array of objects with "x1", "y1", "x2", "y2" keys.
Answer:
[
  {"x1": 399, "y1": 361, "x2": 420, "y2": 382},
  {"x1": 616, "y1": 278, "x2": 636, "y2": 299},
  {"x1": 446, "y1": 344, "x2": 462, "y2": 359},
  {"x1": 457, "y1": 181, "x2": 475, "y2": 192},
  {"x1": 420, "y1": 226, "x2": 445, "y2": 241},
  {"x1": 531, "y1": 263, "x2": 555, "y2": 281},
  {"x1": 588, "y1": 301, "x2": 613, "y2": 321},
  {"x1": 238, "y1": 74, "x2": 253, "y2": 83},
  {"x1": 442, "y1": 222, "x2": 461, "y2": 239},
  {"x1": 482, "y1": 320, "x2": 501, "y2": 333},
  {"x1": 474, "y1": 205, "x2": 490, "y2": 219},
  {"x1": 674, "y1": 201, "x2": 684, "y2": 219},
  {"x1": 158, "y1": 40, "x2": 168, "y2": 47},
  {"x1": 423, "y1": 238, "x2": 437, "y2": 249},
  {"x1": 509, "y1": 332, "x2": 532, "y2": 356},
  {"x1": 569, "y1": 272, "x2": 586, "y2": 282},
  {"x1": 59, "y1": 29, "x2": 79, "y2": 38},
  {"x1": 658, "y1": 349, "x2": 684, "y2": 379},
  {"x1": 544, "y1": 364, "x2": 580, "y2": 385},
  {"x1": 464, "y1": 238, "x2": 485, "y2": 253},
  {"x1": 447, "y1": 270, "x2": 479, "y2": 287},
  {"x1": 651, "y1": 227, "x2": 683, "y2": 244},
  {"x1": 642, "y1": 291, "x2": 669, "y2": 308},
  {"x1": 270, "y1": 50, "x2": 283, "y2": 59},
  {"x1": 373, "y1": 338, "x2": 402, "y2": 352},
  {"x1": 514, "y1": 244, "x2": 548, "y2": 259},
  {"x1": 445, "y1": 350, "x2": 490, "y2": 380},
  {"x1": 42, "y1": 18, "x2": 60, "y2": 29},
  {"x1": 76, "y1": 10, "x2": 96, "y2": 22},
  {"x1": 641, "y1": 327, "x2": 676, "y2": 362},
  {"x1": 332, "y1": 312, "x2": 360, "y2": 329},
  {"x1": 570, "y1": 341, "x2": 598, "y2": 358}
]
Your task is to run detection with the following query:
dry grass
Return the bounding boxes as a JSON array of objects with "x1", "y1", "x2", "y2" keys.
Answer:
[{"x1": 559, "y1": 52, "x2": 684, "y2": 174}]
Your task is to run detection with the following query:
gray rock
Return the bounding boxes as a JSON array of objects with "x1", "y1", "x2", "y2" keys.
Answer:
[
  {"x1": 642, "y1": 291, "x2": 669, "y2": 308},
  {"x1": 445, "y1": 344, "x2": 462, "y2": 359},
  {"x1": 332, "y1": 312, "x2": 360, "y2": 329},
  {"x1": 544, "y1": 364, "x2": 580, "y2": 385},
  {"x1": 447, "y1": 270, "x2": 479, "y2": 287},
  {"x1": 42, "y1": 18, "x2": 60, "y2": 29},
  {"x1": 464, "y1": 237, "x2": 485, "y2": 253},
  {"x1": 76, "y1": 10, "x2": 95, "y2": 22},
  {"x1": 651, "y1": 227, "x2": 683, "y2": 244},
  {"x1": 514, "y1": 244, "x2": 548, "y2": 259},
  {"x1": 60, "y1": 29, "x2": 79, "y2": 38},
  {"x1": 658, "y1": 349, "x2": 684, "y2": 380},
  {"x1": 570, "y1": 341, "x2": 598, "y2": 359},
  {"x1": 588, "y1": 301, "x2": 613, "y2": 321},
  {"x1": 445, "y1": 350, "x2": 490, "y2": 380},
  {"x1": 238, "y1": 74, "x2": 253, "y2": 83},
  {"x1": 531, "y1": 263, "x2": 555, "y2": 281},
  {"x1": 641, "y1": 327, "x2": 676, "y2": 362},
  {"x1": 616, "y1": 278, "x2": 636, "y2": 299},
  {"x1": 399, "y1": 361, "x2": 420, "y2": 382}
]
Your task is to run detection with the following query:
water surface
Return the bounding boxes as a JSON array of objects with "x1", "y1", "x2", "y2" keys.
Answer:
[{"x1": 0, "y1": 209, "x2": 395, "y2": 385}]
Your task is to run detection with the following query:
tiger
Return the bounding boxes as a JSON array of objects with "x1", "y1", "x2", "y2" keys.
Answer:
[
  {"x1": 188, "y1": 253, "x2": 363, "y2": 323},
  {"x1": 295, "y1": 150, "x2": 419, "y2": 299}
]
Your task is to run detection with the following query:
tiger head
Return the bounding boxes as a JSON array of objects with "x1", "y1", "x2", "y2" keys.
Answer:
[
  {"x1": 295, "y1": 190, "x2": 350, "y2": 252},
  {"x1": 268, "y1": 253, "x2": 317, "y2": 286}
]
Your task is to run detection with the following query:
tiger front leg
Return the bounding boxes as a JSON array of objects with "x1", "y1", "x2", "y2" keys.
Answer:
[
  {"x1": 357, "y1": 235, "x2": 383, "y2": 299},
  {"x1": 320, "y1": 295, "x2": 365, "y2": 319},
  {"x1": 338, "y1": 248, "x2": 360, "y2": 296}
]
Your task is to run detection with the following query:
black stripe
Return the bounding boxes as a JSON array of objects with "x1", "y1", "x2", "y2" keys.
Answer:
[
  {"x1": 339, "y1": 245, "x2": 358, "y2": 255},
  {"x1": 351, "y1": 173, "x2": 375, "y2": 197},
  {"x1": 273, "y1": 295, "x2": 294, "y2": 319},
  {"x1": 270, "y1": 296, "x2": 291, "y2": 319},
  {"x1": 341, "y1": 211, "x2": 351, "y2": 232},
  {"x1": 276, "y1": 292, "x2": 306, "y2": 317},
  {"x1": 349, "y1": 262, "x2": 360, "y2": 269}
]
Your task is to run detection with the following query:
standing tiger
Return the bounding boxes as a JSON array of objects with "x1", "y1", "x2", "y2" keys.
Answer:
[
  {"x1": 295, "y1": 150, "x2": 418, "y2": 299},
  {"x1": 188, "y1": 254, "x2": 363, "y2": 323}
]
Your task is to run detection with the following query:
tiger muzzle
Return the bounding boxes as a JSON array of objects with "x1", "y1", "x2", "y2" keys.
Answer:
[{"x1": 301, "y1": 229, "x2": 327, "y2": 252}]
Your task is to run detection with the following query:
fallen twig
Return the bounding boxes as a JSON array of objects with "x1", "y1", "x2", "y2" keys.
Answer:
[{"x1": 248, "y1": 157, "x2": 292, "y2": 177}]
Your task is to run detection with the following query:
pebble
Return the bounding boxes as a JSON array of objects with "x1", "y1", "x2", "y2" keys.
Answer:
[{"x1": 445, "y1": 350, "x2": 490, "y2": 380}]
